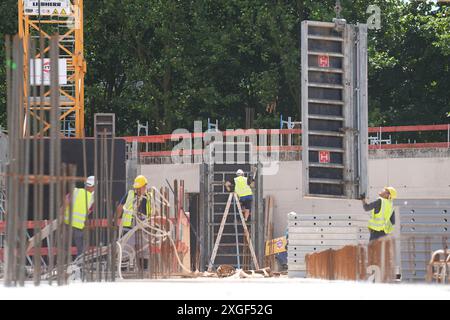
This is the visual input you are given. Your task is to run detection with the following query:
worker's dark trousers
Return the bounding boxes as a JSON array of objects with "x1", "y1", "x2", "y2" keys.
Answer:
[
  {"x1": 72, "y1": 228, "x2": 85, "y2": 257},
  {"x1": 369, "y1": 230, "x2": 387, "y2": 242}
]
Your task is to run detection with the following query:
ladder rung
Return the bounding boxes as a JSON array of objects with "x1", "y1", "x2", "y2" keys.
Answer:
[
  {"x1": 308, "y1": 114, "x2": 344, "y2": 121},
  {"x1": 309, "y1": 130, "x2": 344, "y2": 137},
  {"x1": 309, "y1": 178, "x2": 344, "y2": 185},
  {"x1": 309, "y1": 163, "x2": 345, "y2": 169},
  {"x1": 309, "y1": 147, "x2": 345, "y2": 153},
  {"x1": 308, "y1": 99, "x2": 344, "y2": 105},
  {"x1": 308, "y1": 51, "x2": 344, "y2": 58},
  {"x1": 308, "y1": 67, "x2": 343, "y2": 74},
  {"x1": 308, "y1": 82, "x2": 344, "y2": 90},
  {"x1": 308, "y1": 35, "x2": 343, "y2": 42}
]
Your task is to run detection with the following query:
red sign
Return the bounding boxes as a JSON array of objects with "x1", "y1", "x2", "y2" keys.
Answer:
[
  {"x1": 43, "y1": 61, "x2": 51, "y2": 73},
  {"x1": 319, "y1": 151, "x2": 331, "y2": 164},
  {"x1": 318, "y1": 55, "x2": 330, "y2": 68}
]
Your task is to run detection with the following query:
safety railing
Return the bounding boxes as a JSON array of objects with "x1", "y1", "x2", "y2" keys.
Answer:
[{"x1": 123, "y1": 124, "x2": 450, "y2": 164}]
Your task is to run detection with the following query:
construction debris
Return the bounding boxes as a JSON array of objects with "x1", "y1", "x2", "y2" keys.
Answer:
[
  {"x1": 217, "y1": 265, "x2": 236, "y2": 278},
  {"x1": 216, "y1": 266, "x2": 273, "y2": 279}
]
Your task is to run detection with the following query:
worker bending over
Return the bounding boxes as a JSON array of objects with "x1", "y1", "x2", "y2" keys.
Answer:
[
  {"x1": 225, "y1": 169, "x2": 254, "y2": 221},
  {"x1": 362, "y1": 187, "x2": 397, "y2": 242},
  {"x1": 64, "y1": 176, "x2": 95, "y2": 257}
]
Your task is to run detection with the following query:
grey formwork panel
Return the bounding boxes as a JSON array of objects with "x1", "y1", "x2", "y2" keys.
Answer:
[
  {"x1": 289, "y1": 245, "x2": 349, "y2": 252},
  {"x1": 289, "y1": 227, "x2": 365, "y2": 233},
  {"x1": 289, "y1": 213, "x2": 368, "y2": 221},
  {"x1": 289, "y1": 233, "x2": 370, "y2": 241},
  {"x1": 400, "y1": 217, "x2": 450, "y2": 224},
  {"x1": 289, "y1": 264, "x2": 307, "y2": 272},
  {"x1": 288, "y1": 220, "x2": 368, "y2": 228},
  {"x1": 289, "y1": 239, "x2": 368, "y2": 246},
  {"x1": 400, "y1": 209, "x2": 449, "y2": 215},
  {"x1": 395, "y1": 199, "x2": 450, "y2": 208},
  {"x1": 289, "y1": 271, "x2": 307, "y2": 278},
  {"x1": 288, "y1": 212, "x2": 369, "y2": 277},
  {"x1": 301, "y1": 21, "x2": 368, "y2": 199},
  {"x1": 397, "y1": 199, "x2": 450, "y2": 283}
]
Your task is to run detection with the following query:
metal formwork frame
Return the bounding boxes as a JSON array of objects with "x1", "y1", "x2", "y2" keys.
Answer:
[
  {"x1": 199, "y1": 151, "x2": 264, "y2": 271},
  {"x1": 18, "y1": 0, "x2": 85, "y2": 137},
  {"x1": 395, "y1": 199, "x2": 450, "y2": 282},
  {"x1": 301, "y1": 20, "x2": 368, "y2": 199},
  {"x1": 288, "y1": 212, "x2": 370, "y2": 278}
]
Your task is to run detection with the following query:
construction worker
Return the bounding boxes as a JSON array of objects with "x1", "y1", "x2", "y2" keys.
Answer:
[
  {"x1": 116, "y1": 175, "x2": 152, "y2": 272},
  {"x1": 64, "y1": 176, "x2": 95, "y2": 257},
  {"x1": 225, "y1": 169, "x2": 254, "y2": 221},
  {"x1": 362, "y1": 187, "x2": 397, "y2": 242},
  {"x1": 116, "y1": 175, "x2": 152, "y2": 233}
]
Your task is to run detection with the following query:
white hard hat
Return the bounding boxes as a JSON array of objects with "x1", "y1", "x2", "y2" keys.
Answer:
[
  {"x1": 236, "y1": 169, "x2": 244, "y2": 176},
  {"x1": 85, "y1": 176, "x2": 95, "y2": 187}
]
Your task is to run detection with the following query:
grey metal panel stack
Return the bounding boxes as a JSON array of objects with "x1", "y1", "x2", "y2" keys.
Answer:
[
  {"x1": 397, "y1": 199, "x2": 450, "y2": 282},
  {"x1": 288, "y1": 212, "x2": 369, "y2": 277},
  {"x1": 301, "y1": 20, "x2": 368, "y2": 199}
]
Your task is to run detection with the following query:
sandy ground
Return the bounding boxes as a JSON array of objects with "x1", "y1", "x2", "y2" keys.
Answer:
[{"x1": 0, "y1": 277, "x2": 449, "y2": 300}]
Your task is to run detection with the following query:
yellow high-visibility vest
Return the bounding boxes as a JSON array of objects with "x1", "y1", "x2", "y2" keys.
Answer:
[
  {"x1": 234, "y1": 176, "x2": 253, "y2": 198},
  {"x1": 122, "y1": 190, "x2": 152, "y2": 228},
  {"x1": 64, "y1": 188, "x2": 93, "y2": 230},
  {"x1": 368, "y1": 197, "x2": 394, "y2": 234}
]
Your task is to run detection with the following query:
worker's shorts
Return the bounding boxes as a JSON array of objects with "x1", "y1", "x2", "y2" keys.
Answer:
[
  {"x1": 239, "y1": 195, "x2": 253, "y2": 211},
  {"x1": 369, "y1": 229, "x2": 387, "y2": 242}
]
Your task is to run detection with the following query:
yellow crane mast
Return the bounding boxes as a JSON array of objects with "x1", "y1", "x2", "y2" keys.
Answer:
[{"x1": 18, "y1": 0, "x2": 85, "y2": 137}]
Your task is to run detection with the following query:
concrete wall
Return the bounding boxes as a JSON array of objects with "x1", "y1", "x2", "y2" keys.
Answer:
[
  {"x1": 140, "y1": 163, "x2": 200, "y2": 193},
  {"x1": 264, "y1": 162, "x2": 368, "y2": 237},
  {"x1": 369, "y1": 157, "x2": 450, "y2": 199},
  {"x1": 140, "y1": 152, "x2": 450, "y2": 238}
]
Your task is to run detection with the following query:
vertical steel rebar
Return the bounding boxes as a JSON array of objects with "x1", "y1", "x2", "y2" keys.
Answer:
[
  {"x1": 109, "y1": 136, "x2": 116, "y2": 281},
  {"x1": 17, "y1": 34, "x2": 29, "y2": 287},
  {"x1": 4, "y1": 35, "x2": 13, "y2": 287},
  {"x1": 49, "y1": 35, "x2": 63, "y2": 285},
  {"x1": 30, "y1": 38, "x2": 42, "y2": 286},
  {"x1": 81, "y1": 131, "x2": 88, "y2": 282},
  {"x1": 12, "y1": 35, "x2": 22, "y2": 286}
]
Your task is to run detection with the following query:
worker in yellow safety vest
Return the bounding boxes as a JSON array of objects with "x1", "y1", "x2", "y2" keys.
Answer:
[
  {"x1": 64, "y1": 176, "x2": 95, "y2": 257},
  {"x1": 116, "y1": 175, "x2": 152, "y2": 233},
  {"x1": 225, "y1": 169, "x2": 254, "y2": 221},
  {"x1": 362, "y1": 187, "x2": 397, "y2": 242}
]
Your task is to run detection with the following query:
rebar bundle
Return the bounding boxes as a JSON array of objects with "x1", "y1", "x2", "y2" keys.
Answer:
[
  {"x1": 4, "y1": 34, "x2": 69, "y2": 286},
  {"x1": 2, "y1": 35, "x2": 192, "y2": 285},
  {"x1": 2, "y1": 35, "x2": 120, "y2": 286}
]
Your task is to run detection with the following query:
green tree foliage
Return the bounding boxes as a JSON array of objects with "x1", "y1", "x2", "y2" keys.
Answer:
[
  {"x1": 0, "y1": 0, "x2": 449, "y2": 135},
  {"x1": 0, "y1": 0, "x2": 18, "y2": 128},
  {"x1": 367, "y1": 1, "x2": 450, "y2": 126}
]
